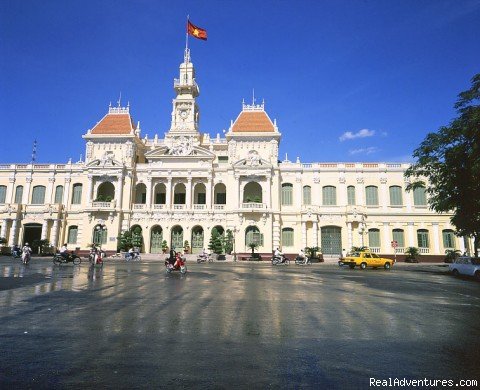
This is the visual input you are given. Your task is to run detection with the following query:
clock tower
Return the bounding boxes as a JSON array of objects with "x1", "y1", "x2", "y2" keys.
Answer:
[{"x1": 165, "y1": 48, "x2": 201, "y2": 147}]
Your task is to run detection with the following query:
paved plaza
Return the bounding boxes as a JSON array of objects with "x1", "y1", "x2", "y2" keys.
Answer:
[{"x1": 1, "y1": 257, "x2": 479, "y2": 389}]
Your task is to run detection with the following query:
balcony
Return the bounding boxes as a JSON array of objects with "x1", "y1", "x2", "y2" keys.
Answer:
[
  {"x1": 173, "y1": 204, "x2": 185, "y2": 210},
  {"x1": 153, "y1": 204, "x2": 165, "y2": 210},
  {"x1": 133, "y1": 204, "x2": 147, "y2": 210},
  {"x1": 242, "y1": 202, "x2": 267, "y2": 210},
  {"x1": 88, "y1": 200, "x2": 116, "y2": 211},
  {"x1": 193, "y1": 204, "x2": 206, "y2": 210},
  {"x1": 214, "y1": 204, "x2": 225, "y2": 211}
]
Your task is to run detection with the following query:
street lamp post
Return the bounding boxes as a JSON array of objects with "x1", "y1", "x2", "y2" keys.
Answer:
[{"x1": 233, "y1": 227, "x2": 237, "y2": 262}]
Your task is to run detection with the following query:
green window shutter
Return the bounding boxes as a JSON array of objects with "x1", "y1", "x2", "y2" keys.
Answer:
[
  {"x1": 54, "y1": 185, "x2": 64, "y2": 204},
  {"x1": 365, "y1": 186, "x2": 379, "y2": 206},
  {"x1": 413, "y1": 187, "x2": 427, "y2": 206},
  {"x1": 282, "y1": 184, "x2": 293, "y2": 205},
  {"x1": 14, "y1": 186, "x2": 23, "y2": 204},
  {"x1": 72, "y1": 184, "x2": 83, "y2": 204},
  {"x1": 282, "y1": 228, "x2": 294, "y2": 247},
  {"x1": 0, "y1": 186, "x2": 6, "y2": 204},
  {"x1": 347, "y1": 186, "x2": 356, "y2": 205},
  {"x1": 197, "y1": 193, "x2": 206, "y2": 204},
  {"x1": 216, "y1": 192, "x2": 226, "y2": 204},
  {"x1": 322, "y1": 186, "x2": 337, "y2": 206},
  {"x1": 417, "y1": 230, "x2": 429, "y2": 248},
  {"x1": 392, "y1": 229, "x2": 405, "y2": 247},
  {"x1": 368, "y1": 229, "x2": 380, "y2": 247},
  {"x1": 68, "y1": 226, "x2": 78, "y2": 244},
  {"x1": 389, "y1": 186, "x2": 403, "y2": 206},
  {"x1": 442, "y1": 230, "x2": 455, "y2": 248},
  {"x1": 31, "y1": 186, "x2": 46, "y2": 204},
  {"x1": 303, "y1": 186, "x2": 311, "y2": 205}
]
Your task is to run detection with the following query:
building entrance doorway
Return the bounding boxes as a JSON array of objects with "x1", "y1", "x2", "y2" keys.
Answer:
[
  {"x1": 150, "y1": 226, "x2": 163, "y2": 254},
  {"x1": 23, "y1": 223, "x2": 42, "y2": 253},
  {"x1": 171, "y1": 226, "x2": 183, "y2": 251},
  {"x1": 321, "y1": 226, "x2": 342, "y2": 256}
]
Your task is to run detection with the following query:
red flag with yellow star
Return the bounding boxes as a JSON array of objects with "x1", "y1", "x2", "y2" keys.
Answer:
[{"x1": 187, "y1": 20, "x2": 207, "y2": 41}]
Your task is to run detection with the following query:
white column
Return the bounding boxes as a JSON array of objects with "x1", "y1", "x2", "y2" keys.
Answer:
[
  {"x1": 266, "y1": 177, "x2": 271, "y2": 208},
  {"x1": 301, "y1": 221, "x2": 307, "y2": 249},
  {"x1": 117, "y1": 175, "x2": 124, "y2": 209},
  {"x1": 6, "y1": 178, "x2": 15, "y2": 204},
  {"x1": 432, "y1": 223, "x2": 440, "y2": 254},
  {"x1": 46, "y1": 177, "x2": 55, "y2": 204},
  {"x1": 51, "y1": 219, "x2": 59, "y2": 248},
  {"x1": 312, "y1": 221, "x2": 318, "y2": 247},
  {"x1": 347, "y1": 221, "x2": 353, "y2": 250},
  {"x1": 458, "y1": 236, "x2": 466, "y2": 254},
  {"x1": 407, "y1": 222, "x2": 415, "y2": 247},
  {"x1": 23, "y1": 177, "x2": 32, "y2": 204},
  {"x1": 186, "y1": 178, "x2": 192, "y2": 209},
  {"x1": 145, "y1": 177, "x2": 152, "y2": 208},
  {"x1": 166, "y1": 178, "x2": 172, "y2": 209},
  {"x1": 9, "y1": 219, "x2": 18, "y2": 245},
  {"x1": 238, "y1": 177, "x2": 242, "y2": 207},
  {"x1": 382, "y1": 222, "x2": 390, "y2": 253},
  {"x1": 405, "y1": 184, "x2": 412, "y2": 212},
  {"x1": 1, "y1": 219, "x2": 8, "y2": 239},
  {"x1": 41, "y1": 220, "x2": 48, "y2": 240},
  {"x1": 86, "y1": 175, "x2": 93, "y2": 204},
  {"x1": 206, "y1": 178, "x2": 212, "y2": 209},
  {"x1": 63, "y1": 178, "x2": 71, "y2": 209}
]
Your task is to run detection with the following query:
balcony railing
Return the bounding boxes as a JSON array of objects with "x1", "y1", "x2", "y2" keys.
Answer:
[
  {"x1": 242, "y1": 202, "x2": 267, "y2": 209},
  {"x1": 133, "y1": 204, "x2": 146, "y2": 210},
  {"x1": 90, "y1": 201, "x2": 116, "y2": 209},
  {"x1": 173, "y1": 204, "x2": 185, "y2": 210},
  {"x1": 370, "y1": 247, "x2": 381, "y2": 253},
  {"x1": 394, "y1": 247, "x2": 405, "y2": 254},
  {"x1": 153, "y1": 204, "x2": 165, "y2": 210},
  {"x1": 214, "y1": 204, "x2": 225, "y2": 210},
  {"x1": 419, "y1": 247, "x2": 430, "y2": 254},
  {"x1": 193, "y1": 204, "x2": 206, "y2": 210}
]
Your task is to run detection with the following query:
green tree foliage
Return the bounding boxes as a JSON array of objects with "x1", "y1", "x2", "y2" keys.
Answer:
[
  {"x1": 208, "y1": 228, "x2": 223, "y2": 254},
  {"x1": 405, "y1": 74, "x2": 480, "y2": 256},
  {"x1": 223, "y1": 229, "x2": 234, "y2": 254},
  {"x1": 117, "y1": 231, "x2": 133, "y2": 252},
  {"x1": 131, "y1": 226, "x2": 143, "y2": 250},
  {"x1": 404, "y1": 247, "x2": 420, "y2": 263}
]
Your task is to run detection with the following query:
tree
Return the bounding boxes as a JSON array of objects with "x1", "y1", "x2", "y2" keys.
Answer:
[
  {"x1": 223, "y1": 229, "x2": 233, "y2": 254},
  {"x1": 404, "y1": 247, "x2": 420, "y2": 263},
  {"x1": 248, "y1": 242, "x2": 258, "y2": 257},
  {"x1": 405, "y1": 74, "x2": 480, "y2": 257},
  {"x1": 117, "y1": 231, "x2": 133, "y2": 252},
  {"x1": 208, "y1": 228, "x2": 223, "y2": 254}
]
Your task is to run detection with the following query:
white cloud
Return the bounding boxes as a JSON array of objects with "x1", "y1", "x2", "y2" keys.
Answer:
[
  {"x1": 339, "y1": 128, "x2": 375, "y2": 141},
  {"x1": 349, "y1": 147, "x2": 379, "y2": 155}
]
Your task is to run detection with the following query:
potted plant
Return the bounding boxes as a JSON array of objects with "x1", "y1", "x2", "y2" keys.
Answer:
[
  {"x1": 248, "y1": 242, "x2": 261, "y2": 261},
  {"x1": 405, "y1": 247, "x2": 420, "y2": 263},
  {"x1": 161, "y1": 240, "x2": 168, "y2": 254},
  {"x1": 305, "y1": 246, "x2": 323, "y2": 263},
  {"x1": 444, "y1": 249, "x2": 461, "y2": 263},
  {"x1": 184, "y1": 240, "x2": 190, "y2": 254}
]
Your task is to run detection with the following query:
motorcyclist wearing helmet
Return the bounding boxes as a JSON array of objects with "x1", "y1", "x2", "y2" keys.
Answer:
[{"x1": 22, "y1": 242, "x2": 32, "y2": 263}]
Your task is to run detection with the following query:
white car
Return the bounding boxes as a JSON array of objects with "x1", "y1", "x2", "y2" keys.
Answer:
[{"x1": 449, "y1": 256, "x2": 480, "y2": 280}]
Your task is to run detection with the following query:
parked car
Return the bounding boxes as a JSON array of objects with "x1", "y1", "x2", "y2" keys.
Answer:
[
  {"x1": 341, "y1": 250, "x2": 394, "y2": 270},
  {"x1": 449, "y1": 256, "x2": 480, "y2": 281}
]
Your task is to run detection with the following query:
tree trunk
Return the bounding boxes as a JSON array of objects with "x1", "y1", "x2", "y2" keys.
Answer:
[{"x1": 475, "y1": 234, "x2": 479, "y2": 258}]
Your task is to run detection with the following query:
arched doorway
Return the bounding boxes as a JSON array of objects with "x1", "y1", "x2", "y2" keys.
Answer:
[
  {"x1": 23, "y1": 223, "x2": 42, "y2": 253},
  {"x1": 96, "y1": 181, "x2": 115, "y2": 201},
  {"x1": 321, "y1": 226, "x2": 342, "y2": 255},
  {"x1": 191, "y1": 226, "x2": 204, "y2": 254},
  {"x1": 243, "y1": 182, "x2": 263, "y2": 203},
  {"x1": 171, "y1": 225, "x2": 183, "y2": 251},
  {"x1": 245, "y1": 226, "x2": 262, "y2": 248},
  {"x1": 150, "y1": 225, "x2": 163, "y2": 253}
]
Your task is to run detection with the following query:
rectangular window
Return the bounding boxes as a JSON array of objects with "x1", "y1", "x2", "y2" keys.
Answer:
[
  {"x1": 322, "y1": 186, "x2": 337, "y2": 206},
  {"x1": 0, "y1": 186, "x2": 6, "y2": 204},
  {"x1": 72, "y1": 184, "x2": 83, "y2": 204},
  {"x1": 417, "y1": 230, "x2": 429, "y2": 248},
  {"x1": 282, "y1": 229, "x2": 294, "y2": 247},
  {"x1": 303, "y1": 186, "x2": 311, "y2": 205},
  {"x1": 365, "y1": 186, "x2": 379, "y2": 206},
  {"x1": 31, "y1": 186, "x2": 46, "y2": 204},
  {"x1": 218, "y1": 156, "x2": 228, "y2": 164},
  {"x1": 368, "y1": 229, "x2": 380, "y2": 247},
  {"x1": 442, "y1": 230, "x2": 455, "y2": 248},
  {"x1": 54, "y1": 186, "x2": 63, "y2": 204},
  {"x1": 347, "y1": 186, "x2": 356, "y2": 206},
  {"x1": 197, "y1": 193, "x2": 206, "y2": 204},
  {"x1": 14, "y1": 186, "x2": 23, "y2": 204},
  {"x1": 392, "y1": 230, "x2": 405, "y2": 247},
  {"x1": 389, "y1": 186, "x2": 403, "y2": 206},
  {"x1": 282, "y1": 184, "x2": 293, "y2": 206},
  {"x1": 216, "y1": 193, "x2": 226, "y2": 204},
  {"x1": 67, "y1": 226, "x2": 78, "y2": 244},
  {"x1": 413, "y1": 187, "x2": 427, "y2": 206},
  {"x1": 174, "y1": 193, "x2": 185, "y2": 204}
]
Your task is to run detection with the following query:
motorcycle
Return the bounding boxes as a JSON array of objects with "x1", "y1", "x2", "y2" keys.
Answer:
[
  {"x1": 165, "y1": 254, "x2": 187, "y2": 274},
  {"x1": 53, "y1": 253, "x2": 81, "y2": 265},
  {"x1": 272, "y1": 255, "x2": 289, "y2": 265},
  {"x1": 22, "y1": 251, "x2": 31, "y2": 265},
  {"x1": 295, "y1": 256, "x2": 311, "y2": 265},
  {"x1": 125, "y1": 251, "x2": 141, "y2": 261},
  {"x1": 196, "y1": 253, "x2": 212, "y2": 263},
  {"x1": 11, "y1": 248, "x2": 22, "y2": 259},
  {"x1": 89, "y1": 248, "x2": 104, "y2": 267}
]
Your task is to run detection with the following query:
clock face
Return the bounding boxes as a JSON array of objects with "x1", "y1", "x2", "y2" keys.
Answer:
[{"x1": 180, "y1": 110, "x2": 187, "y2": 119}]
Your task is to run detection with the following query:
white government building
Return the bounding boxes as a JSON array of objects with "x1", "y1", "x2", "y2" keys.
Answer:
[{"x1": 0, "y1": 49, "x2": 471, "y2": 259}]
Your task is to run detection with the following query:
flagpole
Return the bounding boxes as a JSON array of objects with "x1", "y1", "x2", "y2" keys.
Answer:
[{"x1": 185, "y1": 14, "x2": 189, "y2": 52}]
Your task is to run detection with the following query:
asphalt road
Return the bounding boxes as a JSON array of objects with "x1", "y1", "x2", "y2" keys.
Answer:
[{"x1": 1, "y1": 257, "x2": 479, "y2": 389}]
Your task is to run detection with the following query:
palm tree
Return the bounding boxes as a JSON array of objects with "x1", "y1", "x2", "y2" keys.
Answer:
[
  {"x1": 248, "y1": 242, "x2": 259, "y2": 260},
  {"x1": 444, "y1": 249, "x2": 461, "y2": 263},
  {"x1": 404, "y1": 247, "x2": 420, "y2": 263}
]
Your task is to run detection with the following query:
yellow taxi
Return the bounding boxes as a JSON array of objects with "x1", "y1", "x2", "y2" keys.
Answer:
[{"x1": 341, "y1": 250, "x2": 394, "y2": 270}]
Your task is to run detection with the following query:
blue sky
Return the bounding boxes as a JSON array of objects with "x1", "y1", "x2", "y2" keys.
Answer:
[{"x1": 1, "y1": 0, "x2": 479, "y2": 164}]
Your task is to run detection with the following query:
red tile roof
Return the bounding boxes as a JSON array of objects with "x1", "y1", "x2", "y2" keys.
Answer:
[
  {"x1": 231, "y1": 111, "x2": 275, "y2": 133},
  {"x1": 91, "y1": 113, "x2": 136, "y2": 135}
]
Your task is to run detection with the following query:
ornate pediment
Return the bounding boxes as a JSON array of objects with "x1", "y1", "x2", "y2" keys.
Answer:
[
  {"x1": 233, "y1": 151, "x2": 272, "y2": 169},
  {"x1": 145, "y1": 142, "x2": 215, "y2": 160},
  {"x1": 86, "y1": 151, "x2": 123, "y2": 168}
]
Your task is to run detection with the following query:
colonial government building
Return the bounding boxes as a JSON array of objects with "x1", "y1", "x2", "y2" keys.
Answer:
[{"x1": 0, "y1": 49, "x2": 471, "y2": 258}]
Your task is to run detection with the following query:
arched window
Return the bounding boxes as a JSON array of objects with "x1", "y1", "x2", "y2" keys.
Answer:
[
  {"x1": 303, "y1": 186, "x2": 311, "y2": 205},
  {"x1": 214, "y1": 183, "x2": 227, "y2": 205},
  {"x1": 417, "y1": 229, "x2": 429, "y2": 248},
  {"x1": 67, "y1": 226, "x2": 78, "y2": 244},
  {"x1": 193, "y1": 183, "x2": 206, "y2": 204},
  {"x1": 173, "y1": 183, "x2": 186, "y2": 204},
  {"x1": 365, "y1": 186, "x2": 379, "y2": 206},
  {"x1": 134, "y1": 183, "x2": 147, "y2": 204},
  {"x1": 245, "y1": 226, "x2": 263, "y2": 247},
  {"x1": 31, "y1": 185, "x2": 46, "y2": 204},
  {"x1": 368, "y1": 228, "x2": 381, "y2": 247},
  {"x1": 281, "y1": 183, "x2": 293, "y2": 205},
  {"x1": 54, "y1": 185, "x2": 64, "y2": 204},
  {"x1": 442, "y1": 229, "x2": 456, "y2": 249},
  {"x1": 154, "y1": 183, "x2": 166, "y2": 204},
  {"x1": 243, "y1": 182, "x2": 262, "y2": 203},
  {"x1": 347, "y1": 186, "x2": 356, "y2": 206},
  {"x1": 0, "y1": 185, "x2": 6, "y2": 204},
  {"x1": 72, "y1": 183, "x2": 83, "y2": 204},
  {"x1": 281, "y1": 228, "x2": 294, "y2": 247},
  {"x1": 96, "y1": 182, "x2": 115, "y2": 202},
  {"x1": 14, "y1": 185, "x2": 23, "y2": 204},
  {"x1": 392, "y1": 229, "x2": 405, "y2": 247},
  {"x1": 389, "y1": 186, "x2": 403, "y2": 206},
  {"x1": 413, "y1": 186, "x2": 427, "y2": 206},
  {"x1": 322, "y1": 186, "x2": 337, "y2": 206}
]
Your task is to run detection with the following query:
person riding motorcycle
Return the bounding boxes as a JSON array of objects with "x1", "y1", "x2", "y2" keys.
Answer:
[
  {"x1": 60, "y1": 244, "x2": 69, "y2": 261},
  {"x1": 174, "y1": 252, "x2": 185, "y2": 269},
  {"x1": 274, "y1": 247, "x2": 286, "y2": 263},
  {"x1": 297, "y1": 249, "x2": 306, "y2": 262},
  {"x1": 12, "y1": 244, "x2": 21, "y2": 257}
]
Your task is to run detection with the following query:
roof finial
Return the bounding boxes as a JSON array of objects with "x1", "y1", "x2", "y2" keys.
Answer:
[
  {"x1": 252, "y1": 88, "x2": 255, "y2": 105},
  {"x1": 117, "y1": 91, "x2": 122, "y2": 107},
  {"x1": 31, "y1": 139, "x2": 37, "y2": 163}
]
